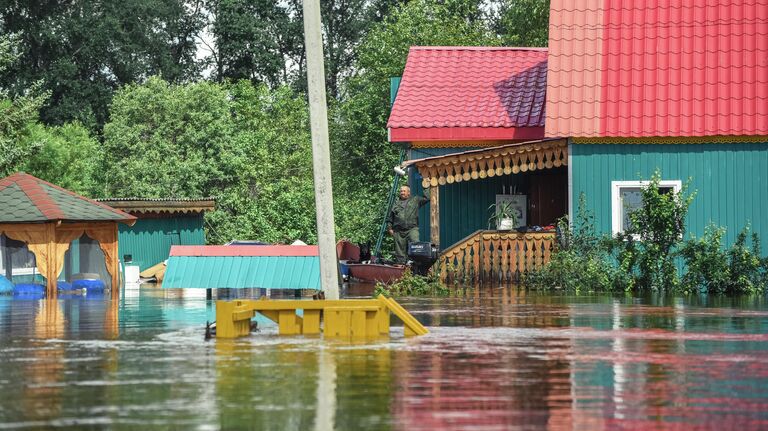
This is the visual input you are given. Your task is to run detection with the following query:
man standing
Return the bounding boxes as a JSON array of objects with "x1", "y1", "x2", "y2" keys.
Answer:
[{"x1": 386, "y1": 185, "x2": 430, "y2": 264}]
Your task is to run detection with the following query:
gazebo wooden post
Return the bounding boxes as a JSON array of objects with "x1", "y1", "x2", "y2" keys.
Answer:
[
  {"x1": 45, "y1": 222, "x2": 57, "y2": 297},
  {"x1": 109, "y1": 224, "x2": 120, "y2": 299},
  {"x1": 430, "y1": 185, "x2": 439, "y2": 247}
]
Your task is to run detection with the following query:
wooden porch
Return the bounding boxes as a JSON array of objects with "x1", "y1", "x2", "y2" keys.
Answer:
[
  {"x1": 437, "y1": 230, "x2": 556, "y2": 285},
  {"x1": 404, "y1": 139, "x2": 567, "y2": 284}
]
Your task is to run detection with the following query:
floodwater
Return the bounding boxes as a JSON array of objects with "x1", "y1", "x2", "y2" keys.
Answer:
[{"x1": 1, "y1": 286, "x2": 768, "y2": 430}]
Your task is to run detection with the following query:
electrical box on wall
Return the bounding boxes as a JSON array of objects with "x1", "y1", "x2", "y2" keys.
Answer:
[{"x1": 496, "y1": 194, "x2": 527, "y2": 228}]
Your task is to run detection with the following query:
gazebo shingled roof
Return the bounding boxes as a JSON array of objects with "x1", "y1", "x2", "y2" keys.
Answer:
[{"x1": 0, "y1": 172, "x2": 135, "y2": 223}]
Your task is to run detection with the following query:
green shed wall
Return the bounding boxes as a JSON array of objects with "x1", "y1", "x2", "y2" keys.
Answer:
[
  {"x1": 118, "y1": 215, "x2": 206, "y2": 270},
  {"x1": 411, "y1": 148, "x2": 528, "y2": 249},
  {"x1": 571, "y1": 142, "x2": 768, "y2": 255}
]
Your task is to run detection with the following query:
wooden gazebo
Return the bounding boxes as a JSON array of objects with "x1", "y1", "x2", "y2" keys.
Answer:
[{"x1": 0, "y1": 173, "x2": 136, "y2": 296}]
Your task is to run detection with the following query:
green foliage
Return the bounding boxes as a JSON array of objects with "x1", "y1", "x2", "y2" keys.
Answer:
[
  {"x1": 493, "y1": 0, "x2": 550, "y2": 47},
  {"x1": 375, "y1": 268, "x2": 449, "y2": 297},
  {"x1": 529, "y1": 175, "x2": 767, "y2": 295},
  {"x1": 679, "y1": 225, "x2": 731, "y2": 294},
  {"x1": 208, "y1": 0, "x2": 302, "y2": 86},
  {"x1": 524, "y1": 195, "x2": 618, "y2": 292},
  {"x1": 727, "y1": 227, "x2": 767, "y2": 294},
  {"x1": 680, "y1": 225, "x2": 768, "y2": 294},
  {"x1": 21, "y1": 122, "x2": 100, "y2": 195},
  {"x1": 208, "y1": 0, "x2": 396, "y2": 98},
  {"x1": 333, "y1": 0, "x2": 496, "y2": 244},
  {"x1": 0, "y1": 1, "x2": 205, "y2": 128},
  {"x1": 487, "y1": 200, "x2": 518, "y2": 229},
  {"x1": 97, "y1": 77, "x2": 318, "y2": 244},
  {"x1": 0, "y1": 34, "x2": 49, "y2": 176},
  {"x1": 616, "y1": 171, "x2": 696, "y2": 290}
]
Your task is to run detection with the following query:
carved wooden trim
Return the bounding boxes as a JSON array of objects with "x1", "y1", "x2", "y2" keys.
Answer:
[{"x1": 412, "y1": 139, "x2": 568, "y2": 188}]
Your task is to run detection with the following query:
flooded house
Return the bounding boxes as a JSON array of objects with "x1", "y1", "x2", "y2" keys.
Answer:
[
  {"x1": 389, "y1": 0, "x2": 767, "y2": 283},
  {"x1": 96, "y1": 198, "x2": 215, "y2": 282}
]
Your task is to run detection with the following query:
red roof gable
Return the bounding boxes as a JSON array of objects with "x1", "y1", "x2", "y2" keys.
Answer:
[
  {"x1": 546, "y1": 0, "x2": 768, "y2": 138},
  {"x1": 388, "y1": 47, "x2": 548, "y2": 142},
  {"x1": 170, "y1": 245, "x2": 320, "y2": 257}
]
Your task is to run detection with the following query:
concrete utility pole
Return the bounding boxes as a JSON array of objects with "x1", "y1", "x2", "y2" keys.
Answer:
[{"x1": 302, "y1": 0, "x2": 340, "y2": 299}]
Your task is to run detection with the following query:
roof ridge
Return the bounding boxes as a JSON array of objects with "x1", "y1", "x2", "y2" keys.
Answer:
[
  {"x1": 15, "y1": 173, "x2": 67, "y2": 220},
  {"x1": 31, "y1": 175, "x2": 135, "y2": 221}
]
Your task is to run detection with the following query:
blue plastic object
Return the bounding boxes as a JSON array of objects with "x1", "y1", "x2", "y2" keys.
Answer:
[
  {"x1": 57, "y1": 281, "x2": 73, "y2": 291},
  {"x1": 13, "y1": 283, "x2": 46, "y2": 298},
  {"x1": 0, "y1": 275, "x2": 13, "y2": 294},
  {"x1": 84, "y1": 291, "x2": 106, "y2": 300},
  {"x1": 339, "y1": 261, "x2": 350, "y2": 277},
  {"x1": 72, "y1": 279, "x2": 106, "y2": 292}
]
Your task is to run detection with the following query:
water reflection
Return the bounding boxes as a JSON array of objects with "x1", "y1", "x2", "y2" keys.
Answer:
[{"x1": 1, "y1": 287, "x2": 768, "y2": 429}]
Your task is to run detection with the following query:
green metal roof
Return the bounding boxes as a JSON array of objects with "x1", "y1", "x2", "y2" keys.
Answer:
[{"x1": 162, "y1": 256, "x2": 321, "y2": 289}]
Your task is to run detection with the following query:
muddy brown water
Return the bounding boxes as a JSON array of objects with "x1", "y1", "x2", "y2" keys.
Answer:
[{"x1": 1, "y1": 284, "x2": 767, "y2": 430}]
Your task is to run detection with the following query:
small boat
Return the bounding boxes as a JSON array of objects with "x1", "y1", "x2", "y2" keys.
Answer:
[
  {"x1": 346, "y1": 262, "x2": 406, "y2": 284},
  {"x1": 337, "y1": 240, "x2": 405, "y2": 284}
]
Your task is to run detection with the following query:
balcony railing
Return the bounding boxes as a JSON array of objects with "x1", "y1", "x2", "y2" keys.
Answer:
[{"x1": 437, "y1": 230, "x2": 556, "y2": 285}]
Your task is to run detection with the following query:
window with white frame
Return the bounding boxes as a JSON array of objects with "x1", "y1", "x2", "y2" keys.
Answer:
[{"x1": 611, "y1": 180, "x2": 682, "y2": 235}]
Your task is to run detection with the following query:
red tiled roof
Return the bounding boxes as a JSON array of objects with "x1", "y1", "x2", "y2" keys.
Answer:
[
  {"x1": 546, "y1": 0, "x2": 768, "y2": 138},
  {"x1": 0, "y1": 172, "x2": 136, "y2": 224},
  {"x1": 388, "y1": 47, "x2": 548, "y2": 142},
  {"x1": 170, "y1": 245, "x2": 320, "y2": 257}
]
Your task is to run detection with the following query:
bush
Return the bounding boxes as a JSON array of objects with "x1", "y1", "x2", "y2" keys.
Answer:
[
  {"x1": 374, "y1": 268, "x2": 449, "y2": 297},
  {"x1": 522, "y1": 171, "x2": 768, "y2": 296},
  {"x1": 619, "y1": 171, "x2": 695, "y2": 291},
  {"x1": 727, "y1": 227, "x2": 767, "y2": 294},
  {"x1": 524, "y1": 195, "x2": 619, "y2": 292},
  {"x1": 679, "y1": 225, "x2": 730, "y2": 294}
]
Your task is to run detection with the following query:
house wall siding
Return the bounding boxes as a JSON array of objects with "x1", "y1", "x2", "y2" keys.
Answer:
[
  {"x1": 570, "y1": 142, "x2": 768, "y2": 254},
  {"x1": 118, "y1": 215, "x2": 206, "y2": 270}
]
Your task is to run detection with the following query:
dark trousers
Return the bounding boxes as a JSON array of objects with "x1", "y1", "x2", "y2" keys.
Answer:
[{"x1": 393, "y1": 228, "x2": 419, "y2": 264}]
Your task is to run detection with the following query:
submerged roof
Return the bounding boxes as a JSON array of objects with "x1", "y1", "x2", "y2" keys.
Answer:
[
  {"x1": 162, "y1": 245, "x2": 321, "y2": 289},
  {"x1": 388, "y1": 46, "x2": 548, "y2": 142},
  {"x1": 546, "y1": 0, "x2": 768, "y2": 138},
  {"x1": 96, "y1": 198, "x2": 215, "y2": 215},
  {"x1": 0, "y1": 172, "x2": 136, "y2": 224}
]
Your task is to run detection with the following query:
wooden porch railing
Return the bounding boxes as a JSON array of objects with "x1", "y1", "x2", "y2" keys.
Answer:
[{"x1": 437, "y1": 230, "x2": 556, "y2": 285}]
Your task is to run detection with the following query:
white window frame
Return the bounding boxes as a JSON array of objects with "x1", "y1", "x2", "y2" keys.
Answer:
[{"x1": 611, "y1": 180, "x2": 682, "y2": 236}]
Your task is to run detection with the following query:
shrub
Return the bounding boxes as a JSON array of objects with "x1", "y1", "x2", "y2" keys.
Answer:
[
  {"x1": 614, "y1": 171, "x2": 695, "y2": 291},
  {"x1": 727, "y1": 227, "x2": 766, "y2": 294},
  {"x1": 374, "y1": 268, "x2": 449, "y2": 297},
  {"x1": 679, "y1": 225, "x2": 730, "y2": 294},
  {"x1": 524, "y1": 195, "x2": 619, "y2": 292}
]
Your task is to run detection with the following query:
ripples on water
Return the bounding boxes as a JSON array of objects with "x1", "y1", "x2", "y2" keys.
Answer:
[{"x1": 1, "y1": 286, "x2": 768, "y2": 430}]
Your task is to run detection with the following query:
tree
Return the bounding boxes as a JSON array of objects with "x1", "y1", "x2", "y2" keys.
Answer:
[
  {"x1": 97, "y1": 77, "x2": 240, "y2": 199},
  {"x1": 22, "y1": 122, "x2": 100, "y2": 195},
  {"x1": 0, "y1": 0, "x2": 205, "y2": 128},
  {"x1": 492, "y1": 0, "x2": 550, "y2": 47},
  {"x1": 207, "y1": 0, "x2": 403, "y2": 98},
  {"x1": 0, "y1": 34, "x2": 48, "y2": 176},
  {"x1": 332, "y1": 0, "x2": 495, "y2": 242},
  {"x1": 98, "y1": 77, "x2": 319, "y2": 244},
  {"x1": 206, "y1": 0, "x2": 302, "y2": 86}
]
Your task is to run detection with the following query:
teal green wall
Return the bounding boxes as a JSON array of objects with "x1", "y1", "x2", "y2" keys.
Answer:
[
  {"x1": 118, "y1": 215, "x2": 206, "y2": 270},
  {"x1": 571, "y1": 142, "x2": 768, "y2": 255},
  {"x1": 410, "y1": 148, "x2": 528, "y2": 248}
]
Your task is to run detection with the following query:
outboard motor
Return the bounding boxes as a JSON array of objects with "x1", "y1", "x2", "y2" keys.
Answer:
[{"x1": 407, "y1": 242, "x2": 438, "y2": 276}]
